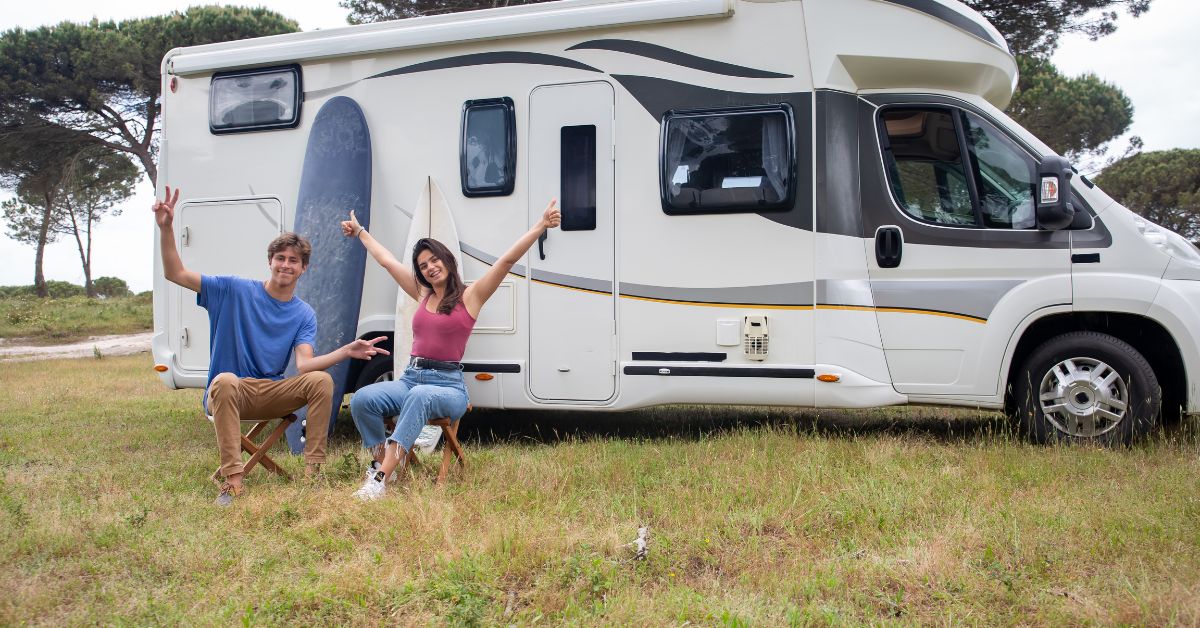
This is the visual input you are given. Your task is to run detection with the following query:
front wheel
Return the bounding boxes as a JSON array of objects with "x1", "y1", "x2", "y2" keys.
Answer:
[{"x1": 1012, "y1": 331, "x2": 1160, "y2": 446}]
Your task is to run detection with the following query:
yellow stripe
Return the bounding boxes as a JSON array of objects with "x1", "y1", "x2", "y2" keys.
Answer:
[
  {"x1": 620, "y1": 294, "x2": 813, "y2": 310},
  {"x1": 529, "y1": 278, "x2": 610, "y2": 296},
  {"x1": 873, "y1": 307, "x2": 986, "y2": 323}
]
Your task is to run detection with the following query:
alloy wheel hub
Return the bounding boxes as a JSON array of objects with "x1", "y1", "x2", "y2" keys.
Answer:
[{"x1": 1038, "y1": 357, "x2": 1128, "y2": 438}]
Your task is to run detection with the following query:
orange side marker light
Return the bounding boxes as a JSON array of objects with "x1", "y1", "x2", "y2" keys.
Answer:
[
  {"x1": 154, "y1": 364, "x2": 169, "y2": 372},
  {"x1": 475, "y1": 373, "x2": 494, "y2": 381},
  {"x1": 816, "y1": 373, "x2": 841, "y2": 383}
]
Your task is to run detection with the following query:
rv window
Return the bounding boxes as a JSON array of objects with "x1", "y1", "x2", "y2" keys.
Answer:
[
  {"x1": 660, "y1": 105, "x2": 794, "y2": 214},
  {"x1": 560, "y1": 125, "x2": 597, "y2": 231},
  {"x1": 880, "y1": 108, "x2": 976, "y2": 226},
  {"x1": 209, "y1": 66, "x2": 301, "y2": 134},
  {"x1": 963, "y1": 113, "x2": 1037, "y2": 229},
  {"x1": 460, "y1": 98, "x2": 516, "y2": 197},
  {"x1": 880, "y1": 107, "x2": 1039, "y2": 230}
]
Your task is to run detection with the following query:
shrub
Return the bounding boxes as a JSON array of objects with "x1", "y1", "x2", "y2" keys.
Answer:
[{"x1": 93, "y1": 276, "x2": 132, "y2": 299}]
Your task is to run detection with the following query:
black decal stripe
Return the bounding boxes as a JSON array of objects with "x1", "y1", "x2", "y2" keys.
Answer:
[
  {"x1": 624, "y1": 365, "x2": 814, "y2": 378},
  {"x1": 462, "y1": 363, "x2": 520, "y2": 373},
  {"x1": 632, "y1": 352, "x2": 727, "y2": 362},
  {"x1": 568, "y1": 39, "x2": 791, "y2": 79},
  {"x1": 879, "y1": 0, "x2": 1003, "y2": 48},
  {"x1": 368, "y1": 52, "x2": 600, "y2": 80}
]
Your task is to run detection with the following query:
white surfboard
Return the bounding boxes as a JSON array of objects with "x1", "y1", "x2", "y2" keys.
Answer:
[
  {"x1": 395, "y1": 175, "x2": 463, "y2": 359},
  {"x1": 395, "y1": 176, "x2": 462, "y2": 453}
]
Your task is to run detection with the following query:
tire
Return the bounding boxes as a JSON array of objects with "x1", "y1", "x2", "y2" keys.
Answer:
[
  {"x1": 353, "y1": 355, "x2": 395, "y2": 392},
  {"x1": 1013, "y1": 331, "x2": 1160, "y2": 446}
]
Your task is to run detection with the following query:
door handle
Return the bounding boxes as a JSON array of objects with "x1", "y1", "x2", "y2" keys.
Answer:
[
  {"x1": 875, "y1": 227, "x2": 902, "y2": 268},
  {"x1": 538, "y1": 229, "x2": 548, "y2": 260}
]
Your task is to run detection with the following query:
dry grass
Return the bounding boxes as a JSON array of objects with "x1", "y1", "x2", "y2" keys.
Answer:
[
  {"x1": 0, "y1": 294, "x2": 152, "y2": 344},
  {"x1": 2, "y1": 354, "x2": 1199, "y2": 625}
]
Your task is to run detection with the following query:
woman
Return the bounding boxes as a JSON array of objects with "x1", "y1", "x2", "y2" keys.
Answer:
[{"x1": 342, "y1": 199, "x2": 560, "y2": 500}]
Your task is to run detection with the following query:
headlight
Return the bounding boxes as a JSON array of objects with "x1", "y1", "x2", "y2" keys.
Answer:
[{"x1": 1134, "y1": 217, "x2": 1200, "y2": 263}]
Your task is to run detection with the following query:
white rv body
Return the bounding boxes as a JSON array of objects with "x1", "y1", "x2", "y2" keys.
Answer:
[{"x1": 152, "y1": 0, "x2": 1200, "y2": 439}]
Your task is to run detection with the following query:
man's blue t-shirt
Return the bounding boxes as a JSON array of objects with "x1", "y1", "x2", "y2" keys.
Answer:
[{"x1": 198, "y1": 275, "x2": 317, "y2": 407}]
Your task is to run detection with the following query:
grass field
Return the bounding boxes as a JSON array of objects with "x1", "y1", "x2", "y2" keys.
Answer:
[
  {"x1": 2, "y1": 354, "x2": 1199, "y2": 625},
  {"x1": 0, "y1": 294, "x2": 153, "y2": 344}
]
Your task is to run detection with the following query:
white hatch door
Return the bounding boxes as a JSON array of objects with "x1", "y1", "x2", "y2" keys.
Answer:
[{"x1": 527, "y1": 81, "x2": 616, "y2": 402}]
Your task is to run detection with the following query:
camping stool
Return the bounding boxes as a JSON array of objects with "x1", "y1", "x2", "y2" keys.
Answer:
[
  {"x1": 207, "y1": 413, "x2": 298, "y2": 482},
  {"x1": 401, "y1": 406, "x2": 470, "y2": 485}
]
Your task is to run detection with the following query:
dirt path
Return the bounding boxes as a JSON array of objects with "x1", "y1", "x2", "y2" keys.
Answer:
[{"x1": 0, "y1": 332, "x2": 153, "y2": 362}]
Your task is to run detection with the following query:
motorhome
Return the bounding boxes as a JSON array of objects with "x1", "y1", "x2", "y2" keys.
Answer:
[{"x1": 152, "y1": 0, "x2": 1200, "y2": 445}]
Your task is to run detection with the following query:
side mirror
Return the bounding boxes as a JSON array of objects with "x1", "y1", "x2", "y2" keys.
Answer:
[{"x1": 1036, "y1": 155, "x2": 1075, "y2": 230}]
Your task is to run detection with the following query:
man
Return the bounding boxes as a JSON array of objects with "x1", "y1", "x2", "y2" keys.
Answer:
[{"x1": 154, "y1": 186, "x2": 388, "y2": 505}]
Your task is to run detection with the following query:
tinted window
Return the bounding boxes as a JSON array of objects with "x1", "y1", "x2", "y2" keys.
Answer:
[
  {"x1": 209, "y1": 66, "x2": 301, "y2": 134},
  {"x1": 560, "y1": 125, "x2": 596, "y2": 231},
  {"x1": 461, "y1": 98, "x2": 515, "y2": 197},
  {"x1": 964, "y1": 113, "x2": 1036, "y2": 229},
  {"x1": 881, "y1": 106, "x2": 1038, "y2": 230},
  {"x1": 880, "y1": 109, "x2": 975, "y2": 225},
  {"x1": 661, "y1": 106, "x2": 794, "y2": 214}
]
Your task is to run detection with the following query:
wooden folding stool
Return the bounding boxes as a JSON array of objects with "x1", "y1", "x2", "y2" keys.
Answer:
[
  {"x1": 391, "y1": 407, "x2": 470, "y2": 485},
  {"x1": 208, "y1": 413, "x2": 298, "y2": 481}
]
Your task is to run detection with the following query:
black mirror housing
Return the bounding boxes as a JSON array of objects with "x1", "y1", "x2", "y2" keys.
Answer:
[{"x1": 1036, "y1": 155, "x2": 1075, "y2": 230}]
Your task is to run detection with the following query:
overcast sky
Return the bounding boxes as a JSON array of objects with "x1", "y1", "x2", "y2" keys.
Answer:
[{"x1": 2, "y1": 0, "x2": 1198, "y2": 292}]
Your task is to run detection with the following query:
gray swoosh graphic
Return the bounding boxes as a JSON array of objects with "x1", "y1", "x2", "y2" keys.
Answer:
[{"x1": 869, "y1": 279, "x2": 1024, "y2": 321}]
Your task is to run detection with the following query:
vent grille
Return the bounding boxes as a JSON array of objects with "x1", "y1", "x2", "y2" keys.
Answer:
[{"x1": 743, "y1": 315, "x2": 768, "y2": 361}]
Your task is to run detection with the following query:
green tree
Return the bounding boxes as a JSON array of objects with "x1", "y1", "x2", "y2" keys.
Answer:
[
  {"x1": 0, "y1": 6, "x2": 299, "y2": 187},
  {"x1": 1094, "y1": 149, "x2": 1200, "y2": 240},
  {"x1": 1006, "y1": 56, "x2": 1133, "y2": 159},
  {"x1": 342, "y1": 0, "x2": 546, "y2": 22},
  {"x1": 53, "y1": 148, "x2": 140, "y2": 297},
  {"x1": 0, "y1": 129, "x2": 81, "y2": 297},
  {"x1": 962, "y1": 0, "x2": 1152, "y2": 58}
]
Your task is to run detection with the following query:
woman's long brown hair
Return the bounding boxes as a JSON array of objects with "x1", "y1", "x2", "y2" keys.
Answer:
[{"x1": 412, "y1": 238, "x2": 465, "y2": 315}]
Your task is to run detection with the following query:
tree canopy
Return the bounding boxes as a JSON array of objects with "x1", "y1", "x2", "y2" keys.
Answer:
[
  {"x1": 0, "y1": 6, "x2": 299, "y2": 187},
  {"x1": 342, "y1": 0, "x2": 545, "y2": 23},
  {"x1": 1094, "y1": 149, "x2": 1200, "y2": 240},
  {"x1": 961, "y1": 0, "x2": 1152, "y2": 58},
  {"x1": 1006, "y1": 56, "x2": 1133, "y2": 159}
]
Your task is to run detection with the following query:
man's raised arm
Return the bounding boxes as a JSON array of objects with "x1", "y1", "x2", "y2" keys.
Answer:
[{"x1": 154, "y1": 186, "x2": 201, "y2": 292}]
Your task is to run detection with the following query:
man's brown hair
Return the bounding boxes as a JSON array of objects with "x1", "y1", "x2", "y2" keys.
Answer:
[{"x1": 267, "y1": 232, "x2": 312, "y2": 267}]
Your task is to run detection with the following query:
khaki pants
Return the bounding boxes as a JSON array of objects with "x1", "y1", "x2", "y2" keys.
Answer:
[{"x1": 207, "y1": 371, "x2": 334, "y2": 478}]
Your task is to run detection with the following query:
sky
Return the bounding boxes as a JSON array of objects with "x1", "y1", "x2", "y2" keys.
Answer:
[{"x1": 2, "y1": 0, "x2": 1198, "y2": 292}]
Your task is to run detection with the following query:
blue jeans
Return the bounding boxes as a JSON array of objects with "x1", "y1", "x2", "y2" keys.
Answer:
[{"x1": 350, "y1": 364, "x2": 470, "y2": 451}]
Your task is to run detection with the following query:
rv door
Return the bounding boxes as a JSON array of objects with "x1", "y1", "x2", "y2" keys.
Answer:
[
  {"x1": 527, "y1": 82, "x2": 616, "y2": 402},
  {"x1": 862, "y1": 98, "x2": 1071, "y2": 396}
]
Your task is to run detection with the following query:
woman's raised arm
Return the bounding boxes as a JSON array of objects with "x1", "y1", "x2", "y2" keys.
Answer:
[
  {"x1": 464, "y1": 199, "x2": 560, "y2": 318},
  {"x1": 341, "y1": 210, "x2": 421, "y2": 301}
]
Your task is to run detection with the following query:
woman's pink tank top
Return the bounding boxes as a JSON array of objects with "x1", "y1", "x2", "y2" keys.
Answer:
[{"x1": 410, "y1": 295, "x2": 476, "y2": 361}]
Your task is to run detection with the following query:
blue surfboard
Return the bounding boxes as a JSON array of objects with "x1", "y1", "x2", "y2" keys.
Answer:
[{"x1": 285, "y1": 96, "x2": 372, "y2": 453}]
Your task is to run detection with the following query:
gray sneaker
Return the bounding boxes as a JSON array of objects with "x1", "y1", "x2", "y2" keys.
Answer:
[
  {"x1": 353, "y1": 471, "x2": 387, "y2": 501},
  {"x1": 214, "y1": 481, "x2": 243, "y2": 507}
]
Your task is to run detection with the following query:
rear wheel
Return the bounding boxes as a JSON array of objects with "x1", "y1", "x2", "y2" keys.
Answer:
[
  {"x1": 354, "y1": 356, "x2": 395, "y2": 391},
  {"x1": 1013, "y1": 331, "x2": 1160, "y2": 446}
]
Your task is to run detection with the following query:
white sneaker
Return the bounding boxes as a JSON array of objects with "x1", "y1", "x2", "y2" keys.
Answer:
[
  {"x1": 353, "y1": 472, "x2": 387, "y2": 501},
  {"x1": 365, "y1": 460, "x2": 397, "y2": 483},
  {"x1": 414, "y1": 424, "x2": 443, "y2": 455}
]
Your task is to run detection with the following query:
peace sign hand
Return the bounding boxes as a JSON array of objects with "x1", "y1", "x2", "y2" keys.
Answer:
[{"x1": 152, "y1": 186, "x2": 180, "y2": 228}]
